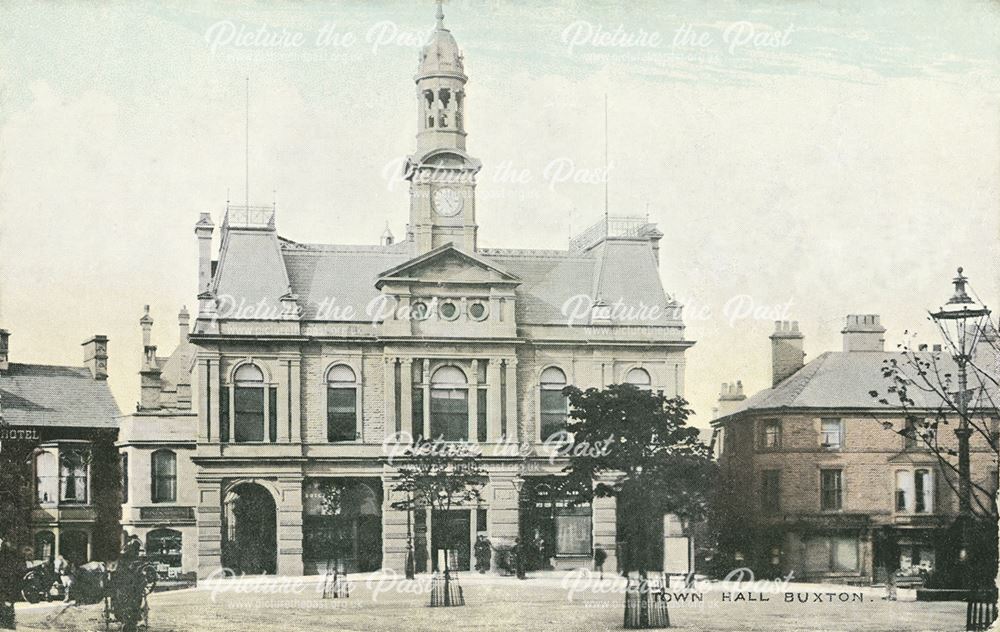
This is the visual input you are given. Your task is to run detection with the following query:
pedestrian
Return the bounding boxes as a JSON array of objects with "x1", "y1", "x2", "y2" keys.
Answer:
[
  {"x1": 594, "y1": 545, "x2": 607, "y2": 580},
  {"x1": 885, "y1": 571, "x2": 897, "y2": 602},
  {"x1": 473, "y1": 535, "x2": 492, "y2": 574},
  {"x1": 54, "y1": 554, "x2": 76, "y2": 603}
]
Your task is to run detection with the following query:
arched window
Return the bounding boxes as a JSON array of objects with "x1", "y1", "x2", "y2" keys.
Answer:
[
  {"x1": 431, "y1": 366, "x2": 468, "y2": 442},
  {"x1": 625, "y1": 368, "x2": 652, "y2": 390},
  {"x1": 151, "y1": 450, "x2": 177, "y2": 503},
  {"x1": 539, "y1": 367, "x2": 569, "y2": 441},
  {"x1": 35, "y1": 450, "x2": 58, "y2": 504},
  {"x1": 60, "y1": 449, "x2": 88, "y2": 503},
  {"x1": 234, "y1": 364, "x2": 265, "y2": 442},
  {"x1": 327, "y1": 365, "x2": 358, "y2": 442},
  {"x1": 147, "y1": 528, "x2": 183, "y2": 571}
]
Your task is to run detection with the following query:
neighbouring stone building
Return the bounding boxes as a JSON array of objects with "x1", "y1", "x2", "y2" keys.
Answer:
[
  {"x1": 0, "y1": 329, "x2": 121, "y2": 565},
  {"x1": 712, "y1": 315, "x2": 998, "y2": 584},
  {"x1": 118, "y1": 306, "x2": 199, "y2": 579},
  {"x1": 187, "y1": 5, "x2": 692, "y2": 578}
]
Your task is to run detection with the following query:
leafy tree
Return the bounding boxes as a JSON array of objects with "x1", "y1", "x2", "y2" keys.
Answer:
[
  {"x1": 391, "y1": 439, "x2": 486, "y2": 606},
  {"x1": 562, "y1": 384, "x2": 716, "y2": 576}
]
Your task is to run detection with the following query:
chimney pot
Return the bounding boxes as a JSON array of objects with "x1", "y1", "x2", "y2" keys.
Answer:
[{"x1": 842, "y1": 313, "x2": 886, "y2": 352}]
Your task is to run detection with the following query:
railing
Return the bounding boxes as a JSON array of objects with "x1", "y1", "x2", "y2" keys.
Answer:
[
  {"x1": 224, "y1": 204, "x2": 275, "y2": 229},
  {"x1": 569, "y1": 215, "x2": 655, "y2": 251}
]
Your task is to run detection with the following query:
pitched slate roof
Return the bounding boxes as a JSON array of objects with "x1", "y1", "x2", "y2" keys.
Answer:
[
  {"x1": 212, "y1": 229, "x2": 679, "y2": 327},
  {"x1": 0, "y1": 363, "x2": 121, "y2": 428},
  {"x1": 719, "y1": 350, "x2": 998, "y2": 419}
]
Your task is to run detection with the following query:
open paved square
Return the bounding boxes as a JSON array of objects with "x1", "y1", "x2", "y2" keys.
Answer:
[{"x1": 13, "y1": 572, "x2": 969, "y2": 632}]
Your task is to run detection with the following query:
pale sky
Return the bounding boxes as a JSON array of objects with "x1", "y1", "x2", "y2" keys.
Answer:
[{"x1": 1, "y1": 0, "x2": 998, "y2": 427}]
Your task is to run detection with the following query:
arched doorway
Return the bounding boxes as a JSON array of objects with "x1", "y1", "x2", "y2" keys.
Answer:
[{"x1": 223, "y1": 483, "x2": 277, "y2": 575}]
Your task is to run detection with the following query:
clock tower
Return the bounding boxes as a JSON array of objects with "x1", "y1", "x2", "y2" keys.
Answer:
[{"x1": 405, "y1": 1, "x2": 482, "y2": 254}]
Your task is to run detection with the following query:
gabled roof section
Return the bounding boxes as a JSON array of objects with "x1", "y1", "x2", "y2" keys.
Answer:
[
  {"x1": 375, "y1": 243, "x2": 520, "y2": 289},
  {"x1": 0, "y1": 364, "x2": 121, "y2": 428}
]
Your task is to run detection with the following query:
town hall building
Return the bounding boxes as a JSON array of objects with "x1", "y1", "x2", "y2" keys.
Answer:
[{"x1": 188, "y1": 5, "x2": 692, "y2": 578}]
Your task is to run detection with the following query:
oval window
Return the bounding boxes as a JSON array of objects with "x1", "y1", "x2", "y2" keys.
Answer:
[
  {"x1": 468, "y1": 301, "x2": 488, "y2": 320},
  {"x1": 439, "y1": 301, "x2": 459, "y2": 320},
  {"x1": 411, "y1": 301, "x2": 429, "y2": 321}
]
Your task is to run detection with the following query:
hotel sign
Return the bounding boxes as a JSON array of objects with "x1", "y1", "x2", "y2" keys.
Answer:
[{"x1": 139, "y1": 506, "x2": 195, "y2": 522}]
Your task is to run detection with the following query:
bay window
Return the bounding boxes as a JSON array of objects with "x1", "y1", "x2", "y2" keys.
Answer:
[
  {"x1": 895, "y1": 468, "x2": 933, "y2": 514},
  {"x1": 60, "y1": 449, "x2": 88, "y2": 503}
]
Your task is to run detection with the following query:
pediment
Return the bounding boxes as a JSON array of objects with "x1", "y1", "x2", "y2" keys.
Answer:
[{"x1": 375, "y1": 244, "x2": 519, "y2": 289}]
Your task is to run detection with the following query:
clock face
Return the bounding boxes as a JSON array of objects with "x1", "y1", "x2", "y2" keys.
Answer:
[{"x1": 433, "y1": 187, "x2": 463, "y2": 217}]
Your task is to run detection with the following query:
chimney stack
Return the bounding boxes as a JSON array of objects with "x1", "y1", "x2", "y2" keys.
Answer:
[
  {"x1": 716, "y1": 380, "x2": 747, "y2": 418},
  {"x1": 0, "y1": 329, "x2": 9, "y2": 373},
  {"x1": 194, "y1": 213, "x2": 215, "y2": 294},
  {"x1": 139, "y1": 306, "x2": 161, "y2": 410},
  {"x1": 770, "y1": 320, "x2": 804, "y2": 386},
  {"x1": 841, "y1": 314, "x2": 885, "y2": 352},
  {"x1": 178, "y1": 306, "x2": 190, "y2": 344},
  {"x1": 82, "y1": 335, "x2": 109, "y2": 380}
]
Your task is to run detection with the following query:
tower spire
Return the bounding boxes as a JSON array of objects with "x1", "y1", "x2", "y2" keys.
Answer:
[{"x1": 436, "y1": 0, "x2": 445, "y2": 30}]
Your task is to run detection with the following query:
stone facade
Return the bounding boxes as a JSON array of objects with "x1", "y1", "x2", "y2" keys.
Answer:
[
  {"x1": 118, "y1": 306, "x2": 199, "y2": 578},
  {"x1": 713, "y1": 316, "x2": 998, "y2": 584},
  {"x1": 185, "y1": 7, "x2": 693, "y2": 579}
]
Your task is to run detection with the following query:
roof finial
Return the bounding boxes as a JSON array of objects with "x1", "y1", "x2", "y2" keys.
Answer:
[{"x1": 435, "y1": 0, "x2": 445, "y2": 30}]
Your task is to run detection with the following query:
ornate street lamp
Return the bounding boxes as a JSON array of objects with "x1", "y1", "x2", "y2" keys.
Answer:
[{"x1": 929, "y1": 267, "x2": 991, "y2": 581}]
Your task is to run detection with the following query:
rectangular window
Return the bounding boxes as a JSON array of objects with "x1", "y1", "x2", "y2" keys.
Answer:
[
  {"x1": 540, "y1": 390, "x2": 568, "y2": 441},
  {"x1": 430, "y1": 388, "x2": 468, "y2": 442},
  {"x1": 904, "y1": 418, "x2": 919, "y2": 450},
  {"x1": 760, "y1": 419, "x2": 781, "y2": 449},
  {"x1": 914, "y1": 469, "x2": 928, "y2": 513},
  {"x1": 476, "y1": 508, "x2": 487, "y2": 533},
  {"x1": 220, "y1": 387, "x2": 230, "y2": 443},
  {"x1": 761, "y1": 470, "x2": 781, "y2": 514},
  {"x1": 151, "y1": 453, "x2": 177, "y2": 503},
  {"x1": 234, "y1": 387, "x2": 265, "y2": 442},
  {"x1": 412, "y1": 388, "x2": 424, "y2": 440},
  {"x1": 121, "y1": 453, "x2": 128, "y2": 504},
  {"x1": 820, "y1": 469, "x2": 843, "y2": 511},
  {"x1": 500, "y1": 364, "x2": 508, "y2": 438},
  {"x1": 831, "y1": 536, "x2": 858, "y2": 571},
  {"x1": 821, "y1": 418, "x2": 842, "y2": 449},
  {"x1": 477, "y1": 389, "x2": 488, "y2": 443},
  {"x1": 895, "y1": 470, "x2": 910, "y2": 512},
  {"x1": 60, "y1": 451, "x2": 89, "y2": 504},
  {"x1": 269, "y1": 386, "x2": 278, "y2": 443},
  {"x1": 895, "y1": 469, "x2": 933, "y2": 514},
  {"x1": 554, "y1": 505, "x2": 592, "y2": 556},
  {"x1": 327, "y1": 388, "x2": 357, "y2": 442}
]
